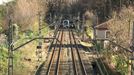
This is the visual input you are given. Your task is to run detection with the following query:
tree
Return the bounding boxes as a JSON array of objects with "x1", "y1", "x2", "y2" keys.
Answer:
[{"x1": 13, "y1": 0, "x2": 47, "y2": 31}]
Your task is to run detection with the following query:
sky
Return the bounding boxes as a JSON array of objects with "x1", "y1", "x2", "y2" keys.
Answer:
[{"x1": 0, "y1": 0, "x2": 13, "y2": 5}]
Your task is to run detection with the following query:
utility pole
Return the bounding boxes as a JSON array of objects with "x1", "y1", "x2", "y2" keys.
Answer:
[
  {"x1": 50, "y1": 13, "x2": 52, "y2": 23},
  {"x1": 8, "y1": 17, "x2": 13, "y2": 75},
  {"x1": 6, "y1": 3, "x2": 13, "y2": 75},
  {"x1": 109, "y1": 0, "x2": 112, "y2": 14},
  {"x1": 77, "y1": 12, "x2": 80, "y2": 31},
  {"x1": 82, "y1": 15, "x2": 85, "y2": 41},
  {"x1": 93, "y1": 12, "x2": 97, "y2": 40},
  {"x1": 76, "y1": 12, "x2": 80, "y2": 37},
  {"x1": 120, "y1": 0, "x2": 122, "y2": 10},
  {"x1": 36, "y1": 12, "x2": 43, "y2": 62},
  {"x1": 131, "y1": 22, "x2": 134, "y2": 75}
]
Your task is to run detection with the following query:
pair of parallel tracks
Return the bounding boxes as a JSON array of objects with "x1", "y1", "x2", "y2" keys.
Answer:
[
  {"x1": 36, "y1": 28, "x2": 89, "y2": 75},
  {"x1": 46, "y1": 29, "x2": 63, "y2": 75},
  {"x1": 69, "y1": 30, "x2": 87, "y2": 75}
]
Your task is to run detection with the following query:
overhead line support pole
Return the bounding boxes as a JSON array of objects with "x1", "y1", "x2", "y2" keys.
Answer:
[
  {"x1": 8, "y1": 16, "x2": 13, "y2": 75},
  {"x1": 37, "y1": 11, "x2": 43, "y2": 62},
  {"x1": 131, "y1": 22, "x2": 134, "y2": 75},
  {"x1": 6, "y1": 2, "x2": 13, "y2": 75}
]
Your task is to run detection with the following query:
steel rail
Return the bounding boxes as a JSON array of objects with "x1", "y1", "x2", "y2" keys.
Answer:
[
  {"x1": 71, "y1": 30, "x2": 87, "y2": 75},
  {"x1": 54, "y1": 30, "x2": 63, "y2": 75},
  {"x1": 46, "y1": 30, "x2": 61, "y2": 75},
  {"x1": 69, "y1": 29, "x2": 78, "y2": 75},
  {"x1": 34, "y1": 28, "x2": 59, "y2": 75}
]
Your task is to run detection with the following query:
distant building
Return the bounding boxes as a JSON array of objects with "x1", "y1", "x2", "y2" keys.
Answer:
[{"x1": 95, "y1": 20, "x2": 112, "y2": 39}]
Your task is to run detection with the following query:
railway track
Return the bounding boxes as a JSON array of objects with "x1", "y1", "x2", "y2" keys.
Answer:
[
  {"x1": 35, "y1": 29, "x2": 94, "y2": 75},
  {"x1": 46, "y1": 30, "x2": 63, "y2": 75},
  {"x1": 70, "y1": 30, "x2": 88, "y2": 75},
  {"x1": 69, "y1": 30, "x2": 78, "y2": 75}
]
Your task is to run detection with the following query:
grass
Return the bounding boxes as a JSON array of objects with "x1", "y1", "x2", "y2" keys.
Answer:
[{"x1": 94, "y1": 41, "x2": 130, "y2": 75}]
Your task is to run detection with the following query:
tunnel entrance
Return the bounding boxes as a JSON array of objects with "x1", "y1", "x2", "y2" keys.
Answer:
[{"x1": 45, "y1": 0, "x2": 86, "y2": 29}]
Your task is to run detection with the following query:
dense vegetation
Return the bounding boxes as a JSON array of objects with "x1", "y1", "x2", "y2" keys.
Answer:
[
  {"x1": 0, "y1": 0, "x2": 134, "y2": 75},
  {"x1": 0, "y1": 0, "x2": 49, "y2": 74}
]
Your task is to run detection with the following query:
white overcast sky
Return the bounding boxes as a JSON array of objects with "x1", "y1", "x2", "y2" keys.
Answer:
[{"x1": 0, "y1": 0, "x2": 13, "y2": 4}]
